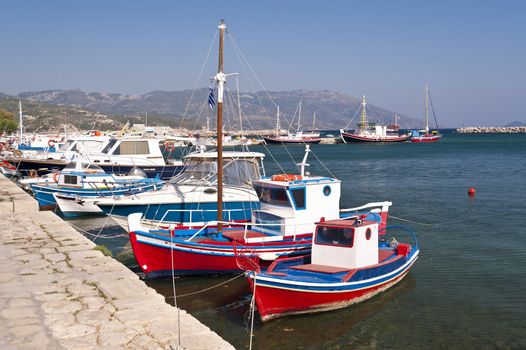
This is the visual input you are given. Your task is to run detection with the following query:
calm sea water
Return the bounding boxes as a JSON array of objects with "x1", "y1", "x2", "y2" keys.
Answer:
[{"x1": 73, "y1": 132, "x2": 526, "y2": 349}]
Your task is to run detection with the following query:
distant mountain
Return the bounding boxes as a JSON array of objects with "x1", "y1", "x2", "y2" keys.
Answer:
[
  {"x1": 503, "y1": 121, "x2": 526, "y2": 127},
  {"x1": 15, "y1": 89, "x2": 426, "y2": 130}
]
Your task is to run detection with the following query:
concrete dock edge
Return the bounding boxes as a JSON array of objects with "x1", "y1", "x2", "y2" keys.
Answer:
[{"x1": 0, "y1": 174, "x2": 235, "y2": 349}]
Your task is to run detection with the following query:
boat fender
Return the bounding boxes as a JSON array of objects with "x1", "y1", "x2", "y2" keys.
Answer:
[
  {"x1": 53, "y1": 173, "x2": 59, "y2": 183},
  {"x1": 29, "y1": 169, "x2": 38, "y2": 178},
  {"x1": 271, "y1": 174, "x2": 303, "y2": 182}
]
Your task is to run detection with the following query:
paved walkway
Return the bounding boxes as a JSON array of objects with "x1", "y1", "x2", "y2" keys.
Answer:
[{"x1": 0, "y1": 175, "x2": 234, "y2": 349}]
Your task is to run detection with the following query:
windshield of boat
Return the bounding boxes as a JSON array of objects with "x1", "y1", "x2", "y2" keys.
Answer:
[
  {"x1": 59, "y1": 140, "x2": 74, "y2": 151},
  {"x1": 316, "y1": 226, "x2": 355, "y2": 247},
  {"x1": 170, "y1": 158, "x2": 260, "y2": 187},
  {"x1": 254, "y1": 186, "x2": 291, "y2": 207}
]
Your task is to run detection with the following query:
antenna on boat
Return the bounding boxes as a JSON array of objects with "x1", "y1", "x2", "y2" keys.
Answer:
[{"x1": 297, "y1": 145, "x2": 311, "y2": 177}]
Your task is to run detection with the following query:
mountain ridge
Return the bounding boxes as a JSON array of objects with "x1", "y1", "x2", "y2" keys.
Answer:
[{"x1": 2, "y1": 89, "x2": 427, "y2": 130}]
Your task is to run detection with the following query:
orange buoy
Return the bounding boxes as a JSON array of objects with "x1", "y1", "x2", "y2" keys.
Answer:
[{"x1": 468, "y1": 187, "x2": 476, "y2": 197}]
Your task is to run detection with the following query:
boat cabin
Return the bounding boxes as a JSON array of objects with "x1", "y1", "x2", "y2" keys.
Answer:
[
  {"x1": 55, "y1": 162, "x2": 106, "y2": 188},
  {"x1": 312, "y1": 218, "x2": 379, "y2": 269},
  {"x1": 251, "y1": 175, "x2": 341, "y2": 236},
  {"x1": 83, "y1": 137, "x2": 172, "y2": 166}
]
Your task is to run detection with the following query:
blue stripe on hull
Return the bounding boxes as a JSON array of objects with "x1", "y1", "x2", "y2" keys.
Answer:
[
  {"x1": 32, "y1": 183, "x2": 159, "y2": 208},
  {"x1": 253, "y1": 250, "x2": 419, "y2": 293},
  {"x1": 101, "y1": 201, "x2": 260, "y2": 223}
]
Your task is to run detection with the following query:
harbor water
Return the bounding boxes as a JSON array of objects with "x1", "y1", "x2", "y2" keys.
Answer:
[{"x1": 72, "y1": 132, "x2": 526, "y2": 349}]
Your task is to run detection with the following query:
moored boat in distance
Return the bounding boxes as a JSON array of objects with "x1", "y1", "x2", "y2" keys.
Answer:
[
  {"x1": 410, "y1": 85, "x2": 442, "y2": 143},
  {"x1": 340, "y1": 95, "x2": 411, "y2": 143},
  {"x1": 245, "y1": 217, "x2": 419, "y2": 321},
  {"x1": 264, "y1": 104, "x2": 322, "y2": 144}
]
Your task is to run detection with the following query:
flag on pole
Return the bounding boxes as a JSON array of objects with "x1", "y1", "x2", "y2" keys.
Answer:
[{"x1": 208, "y1": 86, "x2": 216, "y2": 110}]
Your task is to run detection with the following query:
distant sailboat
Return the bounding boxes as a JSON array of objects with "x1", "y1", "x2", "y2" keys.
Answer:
[
  {"x1": 264, "y1": 102, "x2": 322, "y2": 144},
  {"x1": 410, "y1": 85, "x2": 442, "y2": 143}
]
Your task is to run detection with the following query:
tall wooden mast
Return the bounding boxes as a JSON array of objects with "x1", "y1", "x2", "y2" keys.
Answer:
[{"x1": 216, "y1": 20, "x2": 226, "y2": 231}]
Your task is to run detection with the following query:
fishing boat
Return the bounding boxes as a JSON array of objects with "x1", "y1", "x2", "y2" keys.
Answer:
[
  {"x1": 9, "y1": 136, "x2": 185, "y2": 179},
  {"x1": 264, "y1": 104, "x2": 322, "y2": 144},
  {"x1": 125, "y1": 21, "x2": 392, "y2": 278},
  {"x1": 410, "y1": 85, "x2": 442, "y2": 142},
  {"x1": 95, "y1": 148, "x2": 264, "y2": 228},
  {"x1": 245, "y1": 218, "x2": 419, "y2": 321},
  {"x1": 30, "y1": 161, "x2": 163, "y2": 217},
  {"x1": 6, "y1": 134, "x2": 112, "y2": 178},
  {"x1": 340, "y1": 96, "x2": 411, "y2": 143}
]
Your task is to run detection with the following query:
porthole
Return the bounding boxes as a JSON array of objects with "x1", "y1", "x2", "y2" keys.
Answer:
[
  {"x1": 365, "y1": 228, "x2": 372, "y2": 240},
  {"x1": 323, "y1": 185, "x2": 331, "y2": 196}
]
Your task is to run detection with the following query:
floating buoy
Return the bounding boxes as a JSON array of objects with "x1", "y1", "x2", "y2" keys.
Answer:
[{"x1": 468, "y1": 187, "x2": 476, "y2": 197}]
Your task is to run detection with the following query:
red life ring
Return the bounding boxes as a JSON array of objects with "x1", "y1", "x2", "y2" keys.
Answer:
[
  {"x1": 48, "y1": 140, "x2": 56, "y2": 147},
  {"x1": 271, "y1": 174, "x2": 303, "y2": 182}
]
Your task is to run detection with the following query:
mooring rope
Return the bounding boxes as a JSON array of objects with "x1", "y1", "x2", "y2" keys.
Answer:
[
  {"x1": 248, "y1": 273, "x2": 257, "y2": 350},
  {"x1": 165, "y1": 273, "x2": 245, "y2": 299},
  {"x1": 388, "y1": 214, "x2": 436, "y2": 227}
]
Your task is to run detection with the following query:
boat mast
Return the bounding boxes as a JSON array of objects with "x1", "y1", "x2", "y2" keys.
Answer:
[
  {"x1": 312, "y1": 112, "x2": 316, "y2": 129},
  {"x1": 215, "y1": 20, "x2": 226, "y2": 231},
  {"x1": 360, "y1": 95, "x2": 367, "y2": 132},
  {"x1": 236, "y1": 76, "x2": 242, "y2": 134},
  {"x1": 425, "y1": 85, "x2": 429, "y2": 133},
  {"x1": 18, "y1": 100, "x2": 24, "y2": 143},
  {"x1": 297, "y1": 100, "x2": 302, "y2": 131},
  {"x1": 276, "y1": 106, "x2": 280, "y2": 136}
]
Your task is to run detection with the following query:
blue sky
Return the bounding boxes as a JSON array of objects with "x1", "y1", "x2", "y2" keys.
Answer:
[{"x1": 1, "y1": 0, "x2": 525, "y2": 126}]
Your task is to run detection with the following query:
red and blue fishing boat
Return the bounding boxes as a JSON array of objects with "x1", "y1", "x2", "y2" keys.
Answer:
[{"x1": 245, "y1": 217, "x2": 419, "y2": 321}]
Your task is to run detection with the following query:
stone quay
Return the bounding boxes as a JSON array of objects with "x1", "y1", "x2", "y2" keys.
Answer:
[{"x1": 0, "y1": 174, "x2": 234, "y2": 349}]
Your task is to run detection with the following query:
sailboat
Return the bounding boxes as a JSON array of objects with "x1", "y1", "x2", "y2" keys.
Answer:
[
  {"x1": 125, "y1": 21, "x2": 392, "y2": 277},
  {"x1": 340, "y1": 96, "x2": 411, "y2": 143},
  {"x1": 264, "y1": 102, "x2": 322, "y2": 144},
  {"x1": 410, "y1": 85, "x2": 442, "y2": 142}
]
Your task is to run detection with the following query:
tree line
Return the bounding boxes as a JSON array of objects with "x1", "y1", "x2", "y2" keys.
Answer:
[{"x1": 0, "y1": 108, "x2": 18, "y2": 133}]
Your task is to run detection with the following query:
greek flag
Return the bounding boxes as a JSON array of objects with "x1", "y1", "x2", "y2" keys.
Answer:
[{"x1": 208, "y1": 86, "x2": 215, "y2": 109}]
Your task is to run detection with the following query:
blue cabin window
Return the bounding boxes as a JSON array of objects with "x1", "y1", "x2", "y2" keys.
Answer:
[
  {"x1": 290, "y1": 188, "x2": 306, "y2": 210},
  {"x1": 316, "y1": 226, "x2": 354, "y2": 247},
  {"x1": 323, "y1": 185, "x2": 331, "y2": 196}
]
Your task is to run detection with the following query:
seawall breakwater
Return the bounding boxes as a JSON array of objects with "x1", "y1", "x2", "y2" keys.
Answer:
[{"x1": 456, "y1": 126, "x2": 526, "y2": 133}]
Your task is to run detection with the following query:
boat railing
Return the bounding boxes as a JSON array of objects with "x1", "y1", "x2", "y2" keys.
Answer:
[
  {"x1": 378, "y1": 225, "x2": 419, "y2": 250},
  {"x1": 340, "y1": 201, "x2": 392, "y2": 213},
  {"x1": 158, "y1": 208, "x2": 246, "y2": 232},
  {"x1": 193, "y1": 219, "x2": 311, "y2": 242},
  {"x1": 83, "y1": 178, "x2": 159, "y2": 198}
]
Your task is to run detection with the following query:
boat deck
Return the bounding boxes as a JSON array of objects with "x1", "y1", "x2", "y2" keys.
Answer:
[
  {"x1": 269, "y1": 248, "x2": 399, "y2": 283},
  {"x1": 221, "y1": 229, "x2": 268, "y2": 242}
]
